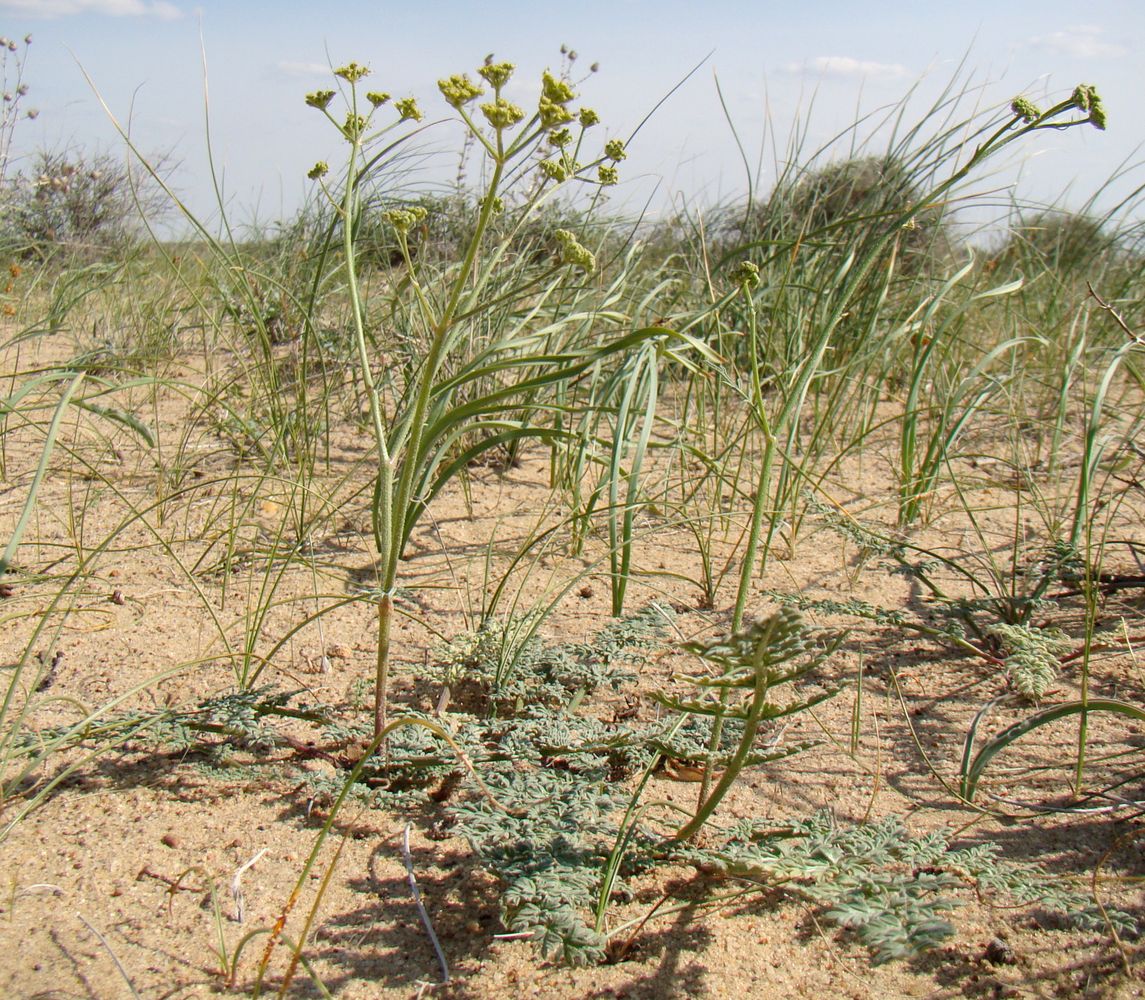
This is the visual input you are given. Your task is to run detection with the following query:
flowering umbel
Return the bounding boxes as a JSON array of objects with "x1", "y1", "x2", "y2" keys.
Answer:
[
  {"x1": 334, "y1": 62, "x2": 370, "y2": 83},
  {"x1": 730, "y1": 260, "x2": 760, "y2": 289},
  {"x1": 604, "y1": 139, "x2": 626, "y2": 162},
  {"x1": 342, "y1": 112, "x2": 368, "y2": 140},
  {"x1": 539, "y1": 97, "x2": 574, "y2": 129},
  {"x1": 1071, "y1": 84, "x2": 1106, "y2": 129},
  {"x1": 554, "y1": 229, "x2": 595, "y2": 274},
  {"x1": 1010, "y1": 97, "x2": 1041, "y2": 123},
  {"x1": 539, "y1": 159, "x2": 568, "y2": 183},
  {"x1": 481, "y1": 98, "x2": 525, "y2": 130},
  {"x1": 540, "y1": 70, "x2": 575, "y2": 105},
  {"x1": 384, "y1": 205, "x2": 428, "y2": 235},
  {"x1": 395, "y1": 97, "x2": 423, "y2": 122},
  {"x1": 438, "y1": 74, "x2": 484, "y2": 109},
  {"x1": 305, "y1": 89, "x2": 336, "y2": 111},
  {"x1": 477, "y1": 61, "x2": 514, "y2": 90}
]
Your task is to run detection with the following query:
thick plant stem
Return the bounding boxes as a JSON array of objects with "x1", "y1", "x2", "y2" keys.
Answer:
[
  {"x1": 374, "y1": 592, "x2": 394, "y2": 739},
  {"x1": 732, "y1": 278, "x2": 770, "y2": 631},
  {"x1": 674, "y1": 659, "x2": 771, "y2": 843},
  {"x1": 701, "y1": 282, "x2": 767, "y2": 812}
]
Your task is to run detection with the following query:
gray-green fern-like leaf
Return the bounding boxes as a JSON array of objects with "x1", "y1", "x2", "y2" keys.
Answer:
[{"x1": 989, "y1": 623, "x2": 1071, "y2": 699}]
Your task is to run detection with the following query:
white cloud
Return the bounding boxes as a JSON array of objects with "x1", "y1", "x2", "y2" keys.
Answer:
[
  {"x1": 783, "y1": 56, "x2": 909, "y2": 81},
  {"x1": 0, "y1": 0, "x2": 182, "y2": 18},
  {"x1": 1027, "y1": 25, "x2": 1126, "y2": 59},
  {"x1": 276, "y1": 61, "x2": 332, "y2": 79}
]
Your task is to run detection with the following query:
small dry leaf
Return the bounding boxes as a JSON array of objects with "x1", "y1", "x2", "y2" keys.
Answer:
[
  {"x1": 326, "y1": 643, "x2": 352, "y2": 660},
  {"x1": 662, "y1": 758, "x2": 708, "y2": 782}
]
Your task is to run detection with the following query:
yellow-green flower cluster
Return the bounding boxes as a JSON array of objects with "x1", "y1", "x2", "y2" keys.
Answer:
[
  {"x1": 478, "y1": 61, "x2": 514, "y2": 89},
  {"x1": 730, "y1": 260, "x2": 760, "y2": 289},
  {"x1": 539, "y1": 97, "x2": 574, "y2": 129},
  {"x1": 305, "y1": 89, "x2": 335, "y2": 110},
  {"x1": 578, "y1": 108, "x2": 600, "y2": 128},
  {"x1": 597, "y1": 164, "x2": 618, "y2": 186},
  {"x1": 481, "y1": 98, "x2": 525, "y2": 129},
  {"x1": 554, "y1": 229, "x2": 595, "y2": 274},
  {"x1": 307, "y1": 161, "x2": 329, "y2": 180},
  {"x1": 395, "y1": 97, "x2": 423, "y2": 122},
  {"x1": 604, "y1": 139, "x2": 626, "y2": 162},
  {"x1": 1010, "y1": 96, "x2": 1041, "y2": 123},
  {"x1": 366, "y1": 91, "x2": 390, "y2": 108},
  {"x1": 342, "y1": 112, "x2": 368, "y2": 140},
  {"x1": 384, "y1": 205, "x2": 429, "y2": 235},
  {"x1": 538, "y1": 69, "x2": 575, "y2": 130},
  {"x1": 539, "y1": 159, "x2": 568, "y2": 183},
  {"x1": 541, "y1": 70, "x2": 575, "y2": 105},
  {"x1": 1072, "y1": 84, "x2": 1106, "y2": 129},
  {"x1": 334, "y1": 62, "x2": 370, "y2": 83},
  {"x1": 548, "y1": 127, "x2": 572, "y2": 148},
  {"x1": 439, "y1": 73, "x2": 484, "y2": 108}
]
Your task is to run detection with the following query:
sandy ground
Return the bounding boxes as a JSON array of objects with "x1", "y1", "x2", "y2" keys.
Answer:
[{"x1": 1, "y1": 329, "x2": 1143, "y2": 999}]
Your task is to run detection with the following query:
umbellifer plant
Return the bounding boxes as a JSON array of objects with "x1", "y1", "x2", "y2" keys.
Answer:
[{"x1": 306, "y1": 57, "x2": 711, "y2": 741}]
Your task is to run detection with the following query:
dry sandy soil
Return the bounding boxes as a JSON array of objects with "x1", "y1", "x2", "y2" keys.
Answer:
[{"x1": 1, "y1": 329, "x2": 1143, "y2": 999}]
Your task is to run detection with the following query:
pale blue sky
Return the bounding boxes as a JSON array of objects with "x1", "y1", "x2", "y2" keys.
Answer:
[{"x1": 3, "y1": 1, "x2": 1142, "y2": 230}]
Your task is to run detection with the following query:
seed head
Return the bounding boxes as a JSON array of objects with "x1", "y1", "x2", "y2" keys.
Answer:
[
  {"x1": 334, "y1": 62, "x2": 370, "y2": 84},
  {"x1": 477, "y1": 61, "x2": 514, "y2": 90},
  {"x1": 597, "y1": 164, "x2": 618, "y2": 186},
  {"x1": 554, "y1": 229, "x2": 595, "y2": 274},
  {"x1": 366, "y1": 91, "x2": 391, "y2": 108},
  {"x1": 24, "y1": 108, "x2": 37, "y2": 120},
  {"x1": 481, "y1": 98, "x2": 525, "y2": 129},
  {"x1": 438, "y1": 73, "x2": 484, "y2": 109},
  {"x1": 395, "y1": 97, "x2": 423, "y2": 122},
  {"x1": 604, "y1": 138, "x2": 627, "y2": 162},
  {"x1": 307, "y1": 161, "x2": 329, "y2": 180}
]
